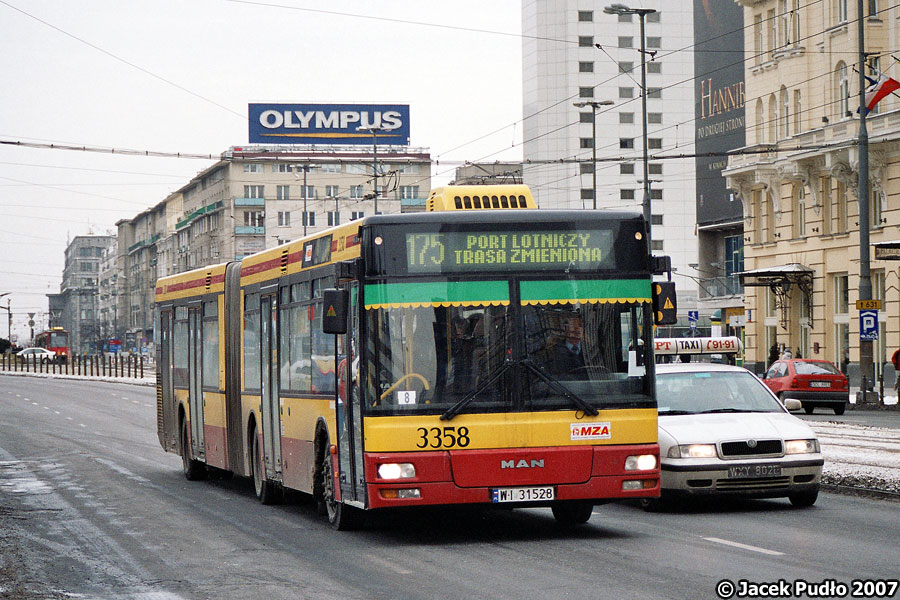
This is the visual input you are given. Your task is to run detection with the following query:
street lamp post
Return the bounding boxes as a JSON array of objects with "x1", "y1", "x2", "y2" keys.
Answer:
[
  {"x1": 0, "y1": 293, "x2": 10, "y2": 348},
  {"x1": 357, "y1": 125, "x2": 388, "y2": 215},
  {"x1": 293, "y1": 164, "x2": 318, "y2": 236},
  {"x1": 603, "y1": 3, "x2": 657, "y2": 238},
  {"x1": 573, "y1": 100, "x2": 614, "y2": 209}
]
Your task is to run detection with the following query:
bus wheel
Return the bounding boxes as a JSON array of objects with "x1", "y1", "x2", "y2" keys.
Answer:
[
  {"x1": 551, "y1": 501, "x2": 593, "y2": 525},
  {"x1": 180, "y1": 419, "x2": 206, "y2": 481},
  {"x1": 319, "y1": 435, "x2": 363, "y2": 531},
  {"x1": 250, "y1": 430, "x2": 278, "y2": 505}
]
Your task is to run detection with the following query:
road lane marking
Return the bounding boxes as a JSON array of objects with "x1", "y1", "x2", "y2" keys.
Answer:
[{"x1": 703, "y1": 537, "x2": 784, "y2": 556}]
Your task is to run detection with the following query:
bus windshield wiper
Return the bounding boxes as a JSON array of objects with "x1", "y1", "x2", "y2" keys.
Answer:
[
  {"x1": 441, "y1": 359, "x2": 514, "y2": 421},
  {"x1": 519, "y1": 359, "x2": 599, "y2": 417}
]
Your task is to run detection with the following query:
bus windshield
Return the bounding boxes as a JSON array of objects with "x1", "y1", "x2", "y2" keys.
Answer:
[{"x1": 363, "y1": 279, "x2": 652, "y2": 416}]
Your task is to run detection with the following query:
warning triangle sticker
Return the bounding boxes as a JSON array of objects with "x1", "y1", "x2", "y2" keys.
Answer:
[
  {"x1": 327, "y1": 305, "x2": 337, "y2": 317},
  {"x1": 663, "y1": 298, "x2": 674, "y2": 310}
]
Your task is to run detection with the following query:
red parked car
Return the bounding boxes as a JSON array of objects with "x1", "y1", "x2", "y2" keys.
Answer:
[{"x1": 762, "y1": 359, "x2": 849, "y2": 415}]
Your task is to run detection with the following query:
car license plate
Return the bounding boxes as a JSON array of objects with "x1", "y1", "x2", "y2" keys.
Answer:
[
  {"x1": 491, "y1": 486, "x2": 555, "y2": 503},
  {"x1": 810, "y1": 381, "x2": 831, "y2": 388},
  {"x1": 728, "y1": 465, "x2": 782, "y2": 478}
]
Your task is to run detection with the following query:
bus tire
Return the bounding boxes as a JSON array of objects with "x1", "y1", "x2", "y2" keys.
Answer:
[
  {"x1": 551, "y1": 500, "x2": 593, "y2": 525},
  {"x1": 250, "y1": 429, "x2": 278, "y2": 505},
  {"x1": 319, "y1": 433, "x2": 363, "y2": 530},
  {"x1": 180, "y1": 418, "x2": 206, "y2": 481}
]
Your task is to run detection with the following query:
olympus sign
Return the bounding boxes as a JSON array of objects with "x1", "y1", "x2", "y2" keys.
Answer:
[
  {"x1": 248, "y1": 103, "x2": 410, "y2": 146},
  {"x1": 500, "y1": 459, "x2": 545, "y2": 469}
]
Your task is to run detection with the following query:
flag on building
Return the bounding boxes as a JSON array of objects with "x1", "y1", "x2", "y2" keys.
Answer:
[{"x1": 862, "y1": 73, "x2": 900, "y2": 114}]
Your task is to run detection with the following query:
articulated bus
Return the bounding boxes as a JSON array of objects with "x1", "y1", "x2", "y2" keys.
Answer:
[
  {"x1": 155, "y1": 184, "x2": 674, "y2": 529},
  {"x1": 34, "y1": 327, "x2": 70, "y2": 363}
]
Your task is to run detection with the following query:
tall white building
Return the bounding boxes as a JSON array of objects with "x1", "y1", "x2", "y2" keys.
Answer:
[{"x1": 522, "y1": 0, "x2": 698, "y2": 302}]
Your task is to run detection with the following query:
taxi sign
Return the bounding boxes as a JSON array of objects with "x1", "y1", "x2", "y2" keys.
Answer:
[
  {"x1": 654, "y1": 336, "x2": 743, "y2": 355},
  {"x1": 856, "y1": 299, "x2": 882, "y2": 310}
]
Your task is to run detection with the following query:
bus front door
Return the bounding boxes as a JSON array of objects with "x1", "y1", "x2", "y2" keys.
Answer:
[
  {"x1": 188, "y1": 307, "x2": 205, "y2": 460},
  {"x1": 337, "y1": 282, "x2": 365, "y2": 506},
  {"x1": 260, "y1": 295, "x2": 282, "y2": 481}
]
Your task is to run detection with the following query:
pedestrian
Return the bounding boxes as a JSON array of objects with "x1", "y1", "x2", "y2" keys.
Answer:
[
  {"x1": 891, "y1": 347, "x2": 900, "y2": 390},
  {"x1": 781, "y1": 347, "x2": 792, "y2": 360}
]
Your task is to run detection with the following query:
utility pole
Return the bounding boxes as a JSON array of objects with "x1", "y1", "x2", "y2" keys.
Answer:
[
  {"x1": 856, "y1": 0, "x2": 875, "y2": 397},
  {"x1": 358, "y1": 125, "x2": 387, "y2": 214},
  {"x1": 573, "y1": 100, "x2": 614, "y2": 209},
  {"x1": 293, "y1": 164, "x2": 317, "y2": 236}
]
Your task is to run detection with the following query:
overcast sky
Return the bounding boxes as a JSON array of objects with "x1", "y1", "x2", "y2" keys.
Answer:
[{"x1": 0, "y1": 0, "x2": 523, "y2": 340}]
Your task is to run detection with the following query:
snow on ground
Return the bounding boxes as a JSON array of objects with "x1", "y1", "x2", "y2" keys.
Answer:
[{"x1": 809, "y1": 421, "x2": 900, "y2": 495}]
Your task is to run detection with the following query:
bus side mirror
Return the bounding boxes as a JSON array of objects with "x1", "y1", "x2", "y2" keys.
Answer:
[
  {"x1": 652, "y1": 281, "x2": 677, "y2": 325},
  {"x1": 322, "y1": 289, "x2": 349, "y2": 334}
]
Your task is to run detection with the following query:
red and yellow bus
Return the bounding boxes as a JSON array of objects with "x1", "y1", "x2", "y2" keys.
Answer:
[
  {"x1": 155, "y1": 184, "x2": 673, "y2": 529},
  {"x1": 34, "y1": 327, "x2": 70, "y2": 363}
]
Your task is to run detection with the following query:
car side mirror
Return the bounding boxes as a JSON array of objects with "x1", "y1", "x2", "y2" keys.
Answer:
[{"x1": 783, "y1": 398, "x2": 802, "y2": 411}]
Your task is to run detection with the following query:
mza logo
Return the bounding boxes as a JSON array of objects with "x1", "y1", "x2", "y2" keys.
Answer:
[{"x1": 570, "y1": 422, "x2": 611, "y2": 441}]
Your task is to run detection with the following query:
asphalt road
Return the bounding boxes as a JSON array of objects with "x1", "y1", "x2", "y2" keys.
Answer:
[{"x1": 1, "y1": 375, "x2": 898, "y2": 600}]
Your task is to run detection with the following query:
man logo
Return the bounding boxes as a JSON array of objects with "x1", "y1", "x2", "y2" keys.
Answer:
[{"x1": 500, "y1": 459, "x2": 545, "y2": 469}]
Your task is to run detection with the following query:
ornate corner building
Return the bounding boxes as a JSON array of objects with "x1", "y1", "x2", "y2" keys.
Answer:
[{"x1": 725, "y1": 0, "x2": 899, "y2": 378}]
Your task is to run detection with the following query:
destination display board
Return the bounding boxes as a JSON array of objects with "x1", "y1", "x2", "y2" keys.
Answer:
[{"x1": 404, "y1": 230, "x2": 615, "y2": 274}]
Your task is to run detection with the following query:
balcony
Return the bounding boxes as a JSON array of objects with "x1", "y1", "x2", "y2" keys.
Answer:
[
  {"x1": 235, "y1": 197, "x2": 265, "y2": 207},
  {"x1": 698, "y1": 275, "x2": 743, "y2": 299},
  {"x1": 235, "y1": 225, "x2": 264, "y2": 235}
]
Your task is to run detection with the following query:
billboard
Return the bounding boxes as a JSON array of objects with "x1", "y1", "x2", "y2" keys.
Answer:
[
  {"x1": 249, "y1": 103, "x2": 410, "y2": 145},
  {"x1": 694, "y1": 0, "x2": 746, "y2": 226}
]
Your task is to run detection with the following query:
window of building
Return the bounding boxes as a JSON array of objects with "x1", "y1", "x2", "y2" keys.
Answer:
[
  {"x1": 400, "y1": 185, "x2": 420, "y2": 199},
  {"x1": 647, "y1": 87, "x2": 662, "y2": 99},
  {"x1": 649, "y1": 138, "x2": 662, "y2": 149},
  {"x1": 244, "y1": 185, "x2": 264, "y2": 199},
  {"x1": 243, "y1": 211, "x2": 264, "y2": 227},
  {"x1": 621, "y1": 189, "x2": 635, "y2": 200},
  {"x1": 580, "y1": 163, "x2": 594, "y2": 175},
  {"x1": 345, "y1": 164, "x2": 367, "y2": 174},
  {"x1": 618, "y1": 36, "x2": 633, "y2": 48},
  {"x1": 836, "y1": 179, "x2": 848, "y2": 233},
  {"x1": 579, "y1": 86, "x2": 594, "y2": 98},
  {"x1": 580, "y1": 189, "x2": 594, "y2": 201},
  {"x1": 647, "y1": 11, "x2": 660, "y2": 22},
  {"x1": 619, "y1": 112, "x2": 634, "y2": 124},
  {"x1": 243, "y1": 163, "x2": 263, "y2": 173},
  {"x1": 649, "y1": 163, "x2": 663, "y2": 175},
  {"x1": 274, "y1": 164, "x2": 293, "y2": 173},
  {"x1": 768, "y1": 94, "x2": 778, "y2": 141},
  {"x1": 651, "y1": 240, "x2": 664, "y2": 251},
  {"x1": 579, "y1": 112, "x2": 593, "y2": 123},
  {"x1": 581, "y1": 137, "x2": 594, "y2": 149},
  {"x1": 793, "y1": 89, "x2": 802, "y2": 133},
  {"x1": 620, "y1": 138, "x2": 634, "y2": 149},
  {"x1": 647, "y1": 37, "x2": 661, "y2": 48},
  {"x1": 578, "y1": 36, "x2": 593, "y2": 47},
  {"x1": 754, "y1": 14, "x2": 764, "y2": 64},
  {"x1": 276, "y1": 185, "x2": 290, "y2": 200},
  {"x1": 620, "y1": 163, "x2": 635, "y2": 175},
  {"x1": 578, "y1": 10, "x2": 593, "y2": 21},
  {"x1": 650, "y1": 189, "x2": 663, "y2": 200},
  {"x1": 351, "y1": 211, "x2": 365, "y2": 221},
  {"x1": 302, "y1": 212, "x2": 316, "y2": 227},
  {"x1": 781, "y1": 86, "x2": 790, "y2": 137},
  {"x1": 837, "y1": 62, "x2": 850, "y2": 118},
  {"x1": 820, "y1": 176, "x2": 833, "y2": 235},
  {"x1": 619, "y1": 87, "x2": 634, "y2": 99},
  {"x1": 320, "y1": 163, "x2": 341, "y2": 173},
  {"x1": 350, "y1": 185, "x2": 365, "y2": 199},
  {"x1": 322, "y1": 184, "x2": 337, "y2": 198},
  {"x1": 618, "y1": 13, "x2": 632, "y2": 22},
  {"x1": 794, "y1": 183, "x2": 806, "y2": 237},
  {"x1": 651, "y1": 214, "x2": 663, "y2": 225},
  {"x1": 648, "y1": 112, "x2": 662, "y2": 124},
  {"x1": 278, "y1": 211, "x2": 290, "y2": 227},
  {"x1": 619, "y1": 61, "x2": 634, "y2": 74},
  {"x1": 579, "y1": 61, "x2": 594, "y2": 73},
  {"x1": 328, "y1": 211, "x2": 340, "y2": 226},
  {"x1": 836, "y1": 0, "x2": 848, "y2": 23},
  {"x1": 871, "y1": 187, "x2": 884, "y2": 228},
  {"x1": 647, "y1": 62, "x2": 661, "y2": 74},
  {"x1": 766, "y1": 8, "x2": 776, "y2": 54}
]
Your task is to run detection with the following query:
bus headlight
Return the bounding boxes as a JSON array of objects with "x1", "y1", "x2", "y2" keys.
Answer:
[
  {"x1": 625, "y1": 454, "x2": 657, "y2": 470},
  {"x1": 377, "y1": 463, "x2": 416, "y2": 479},
  {"x1": 668, "y1": 444, "x2": 717, "y2": 459},
  {"x1": 785, "y1": 439, "x2": 819, "y2": 454}
]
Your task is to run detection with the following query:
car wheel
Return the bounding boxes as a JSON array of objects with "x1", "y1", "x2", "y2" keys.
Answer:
[
  {"x1": 803, "y1": 404, "x2": 815, "y2": 415},
  {"x1": 789, "y1": 486, "x2": 818, "y2": 507},
  {"x1": 833, "y1": 404, "x2": 846, "y2": 416},
  {"x1": 551, "y1": 501, "x2": 594, "y2": 524},
  {"x1": 319, "y1": 432, "x2": 363, "y2": 530}
]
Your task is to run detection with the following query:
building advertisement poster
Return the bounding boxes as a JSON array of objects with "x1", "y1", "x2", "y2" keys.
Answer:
[
  {"x1": 249, "y1": 103, "x2": 410, "y2": 146},
  {"x1": 693, "y1": 0, "x2": 746, "y2": 226}
]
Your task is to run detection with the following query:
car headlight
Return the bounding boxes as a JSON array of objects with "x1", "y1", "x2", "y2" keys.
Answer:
[
  {"x1": 668, "y1": 444, "x2": 717, "y2": 459},
  {"x1": 377, "y1": 463, "x2": 416, "y2": 479},
  {"x1": 785, "y1": 439, "x2": 819, "y2": 454}
]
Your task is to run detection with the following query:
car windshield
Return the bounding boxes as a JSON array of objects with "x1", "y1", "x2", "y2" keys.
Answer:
[
  {"x1": 364, "y1": 293, "x2": 652, "y2": 416},
  {"x1": 794, "y1": 361, "x2": 841, "y2": 375},
  {"x1": 657, "y1": 370, "x2": 783, "y2": 414}
]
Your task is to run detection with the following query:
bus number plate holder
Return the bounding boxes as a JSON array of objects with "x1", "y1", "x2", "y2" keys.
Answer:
[{"x1": 491, "y1": 486, "x2": 555, "y2": 503}]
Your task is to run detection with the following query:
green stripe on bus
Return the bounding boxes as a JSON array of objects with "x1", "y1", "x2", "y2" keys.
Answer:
[
  {"x1": 364, "y1": 281, "x2": 510, "y2": 308},
  {"x1": 519, "y1": 279, "x2": 650, "y2": 304}
]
